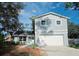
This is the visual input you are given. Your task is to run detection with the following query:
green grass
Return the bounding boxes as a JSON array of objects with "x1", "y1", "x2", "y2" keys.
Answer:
[
  {"x1": 29, "y1": 44, "x2": 38, "y2": 49},
  {"x1": 70, "y1": 44, "x2": 79, "y2": 49}
]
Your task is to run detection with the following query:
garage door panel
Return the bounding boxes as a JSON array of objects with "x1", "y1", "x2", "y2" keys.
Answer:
[{"x1": 39, "y1": 35, "x2": 64, "y2": 46}]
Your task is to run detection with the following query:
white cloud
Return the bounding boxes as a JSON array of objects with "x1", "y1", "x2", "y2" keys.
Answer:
[
  {"x1": 19, "y1": 10, "x2": 25, "y2": 14},
  {"x1": 19, "y1": 9, "x2": 34, "y2": 15},
  {"x1": 32, "y1": 8, "x2": 37, "y2": 13},
  {"x1": 51, "y1": 6, "x2": 57, "y2": 9},
  {"x1": 51, "y1": 3, "x2": 62, "y2": 9},
  {"x1": 56, "y1": 3, "x2": 62, "y2": 7}
]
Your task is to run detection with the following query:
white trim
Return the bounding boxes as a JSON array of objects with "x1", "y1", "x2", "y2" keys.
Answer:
[{"x1": 33, "y1": 12, "x2": 70, "y2": 20}]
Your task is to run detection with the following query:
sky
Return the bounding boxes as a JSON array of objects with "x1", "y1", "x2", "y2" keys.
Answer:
[{"x1": 18, "y1": 2, "x2": 79, "y2": 31}]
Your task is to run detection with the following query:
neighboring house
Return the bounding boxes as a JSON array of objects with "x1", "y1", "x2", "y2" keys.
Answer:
[
  {"x1": 33, "y1": 12, "x2": 69, "y2": 46},
  {"x1": 13, "y1": 33, "x2": 34, "y2": 45}
]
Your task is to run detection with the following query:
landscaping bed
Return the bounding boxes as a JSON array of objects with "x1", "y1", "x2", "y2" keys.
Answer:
[
  {"x1": 0, "y1": 45, "x2": 15, "y2": 55},
  {"x1": 3, "y1": 45, "x2": 46, "y2": 56}
]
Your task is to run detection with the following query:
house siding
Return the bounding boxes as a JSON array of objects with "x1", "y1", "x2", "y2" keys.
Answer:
[{"x1": 34, "y1": 12, "x2": 69, "y2": 46}]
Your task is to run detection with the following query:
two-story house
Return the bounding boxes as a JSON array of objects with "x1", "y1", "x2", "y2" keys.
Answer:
[{"x1": 33, "y1": 12, "x2": 69, "y2": 46}]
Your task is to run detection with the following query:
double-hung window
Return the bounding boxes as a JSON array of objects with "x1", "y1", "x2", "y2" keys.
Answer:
[
  {"x1": 41, "y1": 20, "x2": 46, "y2": 25},
  {"x1": 56, "y1": 21, "x2": 61, "y2": 25}
]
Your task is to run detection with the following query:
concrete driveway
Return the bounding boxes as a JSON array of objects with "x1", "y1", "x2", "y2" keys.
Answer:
[{"x1": 41, "y1": 46, "x2": 79, "y2": 56}]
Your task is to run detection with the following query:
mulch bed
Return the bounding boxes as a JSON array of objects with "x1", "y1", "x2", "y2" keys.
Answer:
[
  {"x1": 0, "y1": 45, "x2": 15, "y2": 56},
  {"x1": 2, "y1": 45, "x2": 46, "y2": 56}
]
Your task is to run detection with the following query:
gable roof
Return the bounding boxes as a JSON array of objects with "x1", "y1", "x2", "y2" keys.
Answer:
[{"x1": 31, "y1": 12, "x2": 70, "y2": 20}]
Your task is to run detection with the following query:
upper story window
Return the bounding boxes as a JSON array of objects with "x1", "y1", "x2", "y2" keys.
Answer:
[
  {"x1": 41, "y1": 20, "x2": 46, "y2": 25},
  {"x1": 56, "y1": 21, "x2": 61, "y2": 25}
]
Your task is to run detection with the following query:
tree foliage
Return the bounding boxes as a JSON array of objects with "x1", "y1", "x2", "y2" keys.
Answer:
[
  {"x1": 65, "y1": 2, "x2": 79, "y2": 38},
  {"x1": 68, "y1": 21, "x2": 79, "y2": 38},
  {"x1": 31, "y1": 16, "x2": 37, "y2": 33},
  {"x1": 0, "y1": 2, "x2": 24, "y2": 32},
  {"x1": 65, "y1": 2, "x2": 79, "y2": 10}
]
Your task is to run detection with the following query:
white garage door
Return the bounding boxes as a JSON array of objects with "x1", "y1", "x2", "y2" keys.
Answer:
[{"x1": 39, "y1": 35, "x2": 64, "y2": 46}]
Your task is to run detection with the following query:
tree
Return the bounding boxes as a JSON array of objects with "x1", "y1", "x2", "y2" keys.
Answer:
[
  {"x1": 0, "y1": 2, "x2": 24, "y2": 33},
  {"x1": 0, "y1": 2, "x2": 24, "y2": 48},
  {"x1": 68, "y1": 21, "x2": 79, "y2": 38},
  {"x1": 30, "y1": 16, "x2": 38, "y2": 35},
  {"x1": 30, "y1": 16, "x2": 37, "y2": 46},
  {"x1": 65, "y1": 2, "x2": 79, "y2": 10},
  {"x1": 0, "y1": 3, "x2": 25, "y2": 55},
  {"x1": 65, "y1": 2, "x2": 79, "y2": 38}
]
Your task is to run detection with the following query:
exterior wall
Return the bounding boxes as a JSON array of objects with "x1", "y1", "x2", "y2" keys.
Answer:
[
  {"x1": 13, "y1": 35, "x2": 34, "y2": 45},
  {"x1": 35, "y1": 14, "x2": 68, "y2": 32},
  {"x1": 34, "y1": 13, "x2": 69, "y2": 46}
]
